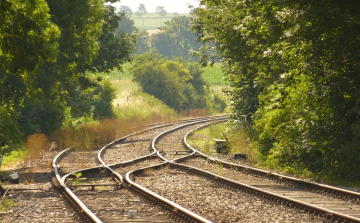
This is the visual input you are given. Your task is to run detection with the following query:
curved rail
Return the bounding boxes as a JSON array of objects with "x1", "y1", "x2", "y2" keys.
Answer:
[
  {"x1": 52, "y1": 147, "x2": 102, "y2": 223},
  {"x1": 183, "y1": 122, "x2": 360, "y2": 203}
]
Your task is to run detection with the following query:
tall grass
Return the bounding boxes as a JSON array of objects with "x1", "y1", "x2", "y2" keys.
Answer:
[
  {"x1": 23, "y1": 134, "x2": 49, "y2": 167},
  {"x1": 51, "y1": 113, "x2": 181, "y2": 152}
]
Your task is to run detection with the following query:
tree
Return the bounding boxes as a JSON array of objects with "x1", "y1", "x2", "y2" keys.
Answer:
[
  {"x1": 135, "y1": 30, "x2": 150, "y2": 54},
  {"x1": 135, "y1": 4, "x2": 147, "y2": 27},
  {"x1": 119, "y1": 5, "x2": 133, "y2": 17},
  {"x1": 1, "y1": 0, "x2": 131, "y2": 146},
  {"x1": 156, "y1": 6, "x2": 167, "y2": 26},
  {"x1": 151, "y1": 16, "x2": 202, "y2": 60},
  {"x1": 0, "y1": 0, "x2": 60, "y2": 108},
  {"x1": 117, "y1": 16, "x2": 138, "y2": 34},
  {"x1": 0, "y1": 0, "x2": 60, "y2": 149}
]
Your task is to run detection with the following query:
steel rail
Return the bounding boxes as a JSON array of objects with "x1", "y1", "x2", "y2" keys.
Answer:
[
  {"x1": 182, "y1": 122, "x2": 360, "y2": 203},
  {"x1": 170, "y1": 162, "x2": 360, "y2": 223}
]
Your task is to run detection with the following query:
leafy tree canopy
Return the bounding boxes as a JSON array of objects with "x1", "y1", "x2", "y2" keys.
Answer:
[
  {"x1": 192, "y1": 0, "x2": 360, "y2": 180},
  {"x1": 119, "y1": 5, "x2": 133, "y2": 17},
  {"x1": 156, "y1": 6, "x2": 167, "y2": 17}
]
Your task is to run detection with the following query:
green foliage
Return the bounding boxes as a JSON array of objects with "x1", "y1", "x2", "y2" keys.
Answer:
[
  {"x1": 99, "y1": 63, "x2": 133, "y2": 80},
  {"x1": 0, "y1": 0, "x2": 60, "y2": 107},
  {"x1": 0, "y1": 107, "x2": 22, "y2": 152},
  {"x1": 156, "y1": 6, "x2": 167, "y2": 26},
  {"x1": 89, "y1": 6, "x2": 136, "y2": 73},
  {"x1": 156, "y1": 6, "x2": 167, "y2": 18},
  {"x1": 114, "y1": 91, "x2": 177, "y2": 120},
  {"x1": 92, "y1": 78, "x2": 117, "y2": 119},
  {"x1": 0, "y1": 0, "x2": 134, "y2": 153},
  {"x1": 150, "y1": 16, "x2": 202, "y2": 60},
  {"x1": 2, "y1": 148, "x2": 28, "y2": 167},
  {"x1": 193, "y1": 0, "x2": 360, "y2": 181}
]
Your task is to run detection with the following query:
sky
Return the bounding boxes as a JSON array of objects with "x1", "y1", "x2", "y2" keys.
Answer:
[{"x1": 111, "y1": 0, "x2": 200, "y2": 13}]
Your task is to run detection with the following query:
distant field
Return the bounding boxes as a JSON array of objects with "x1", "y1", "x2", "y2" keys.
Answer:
[{"x1": 130, "y1": 13, "x2": 189, "y2": 30}]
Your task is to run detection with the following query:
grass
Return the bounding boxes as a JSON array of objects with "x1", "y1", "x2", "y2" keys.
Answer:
[
  {"x1": 2, "y1": 149, "x2": 28, "y2": 169},
  {"x1": 114, "y1": 90, "x2": 178, "y2": 120},
  {"x1": 98, "y1": 63, "x2": 133, "y2": 80}
]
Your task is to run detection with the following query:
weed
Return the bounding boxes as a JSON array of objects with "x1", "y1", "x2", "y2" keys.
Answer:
[
  {"x1": 68, "y1": 172, "x2": 86, "y2": 185},
  {"x1": 97, "y1": 186, "x2": 110, "y2": 191},
  {"x1": 214, "y1": 163, "x2": 224, "y2": 176},
  {"x1": 0, "y1": 198, "x2": 14, "y2": 212}
]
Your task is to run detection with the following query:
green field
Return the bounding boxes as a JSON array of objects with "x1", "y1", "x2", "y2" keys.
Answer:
[{"x1": 202, "y1": 63, "x2": 228, "y2": 86}]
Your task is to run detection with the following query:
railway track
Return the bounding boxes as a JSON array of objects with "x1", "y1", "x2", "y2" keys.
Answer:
[
  {"x1": 53, "y1": 117, "x2": 219, "y2": 222},
  {"x1": 51, "y1": 116, "x2": 360, "y2": 223}
]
